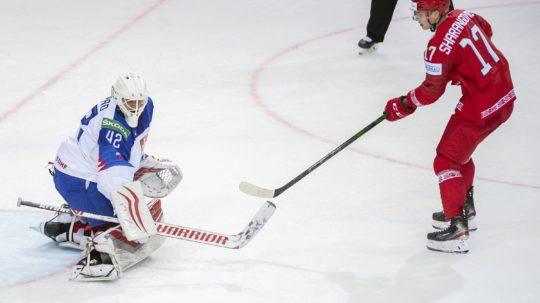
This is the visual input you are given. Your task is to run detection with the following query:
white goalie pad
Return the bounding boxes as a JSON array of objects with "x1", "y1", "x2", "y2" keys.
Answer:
[
  {"x1": 72, "y1": 223, "x2": 165, "y2": 281},
  {"x1": 134, "y1": 154, "x2": 182, "y2": 198},
  {"x1": 108, "y1": 228, "x2": 166, "y2": 272},
  {"x1": 72, "y1": 238, "x2": 120, "y2": 282},
  {"x1": 111, "y1": 181, "x2": 157, "y2": 242}
]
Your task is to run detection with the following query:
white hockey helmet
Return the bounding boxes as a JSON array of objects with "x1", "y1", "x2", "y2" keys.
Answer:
[{"x1": 111, "y1": 73, "x2": 149, "y2": 127}]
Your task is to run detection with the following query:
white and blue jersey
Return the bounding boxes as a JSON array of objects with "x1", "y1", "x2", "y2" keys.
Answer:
[{"x1": 53, "y1": 97, "x2": 153, "y2": 226}]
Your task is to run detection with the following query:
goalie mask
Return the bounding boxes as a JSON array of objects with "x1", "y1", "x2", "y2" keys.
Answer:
[{"x1": 111, "y1": 73, "x2": 149, "y2": 128}]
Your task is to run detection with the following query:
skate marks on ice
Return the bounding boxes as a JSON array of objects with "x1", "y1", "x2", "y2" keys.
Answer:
[{"x1": 0, "y1": 210, "x2": 79, "y2": 287}]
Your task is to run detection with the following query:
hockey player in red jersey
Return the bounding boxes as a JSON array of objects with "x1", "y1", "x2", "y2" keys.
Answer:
[{"x1": 384, "y1": 0, "x2": 515, "y2": 253}]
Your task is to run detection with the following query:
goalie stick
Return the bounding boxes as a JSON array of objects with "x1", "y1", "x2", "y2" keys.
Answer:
[
  {"x1": 17, "y1": 197, "x2": 275, "y2": 249},
  {"x1": 239, "y1": 114, "x2": 386, "y2": 198}
]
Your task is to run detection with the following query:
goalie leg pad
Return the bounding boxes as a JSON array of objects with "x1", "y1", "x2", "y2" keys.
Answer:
[
  {"x1": 108, "y1": 199, "x2": 165, "y2": 271},
  {"x1": 108, "y1": 227, "x2": 166, "y2": 272},
  {"x1": 111, "y1": 181, "x2": 157, "y2": 242},
  {"x1": 72, "y1": 222, "x2": 165, "y2": 281}
]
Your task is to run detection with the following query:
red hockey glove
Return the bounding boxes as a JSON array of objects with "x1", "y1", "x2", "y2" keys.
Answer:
[{"x1": 384, "y1": 96, "x2": 416, "y2": 122}]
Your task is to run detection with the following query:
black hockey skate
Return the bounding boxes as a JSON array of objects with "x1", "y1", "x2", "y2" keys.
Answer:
[
  {"x1": 72, "y1": 243, "x2": 119, "y2": 281},
  {"x1": 36, "y1": 204, "x2": 90, "y2": 249},
  {"x1": 432, "y1": 187, "x2": 477, "y2": 231},
  {"x1": 358, "y1": 36, "x2": 378, "y2": 54},
  {"x1": 427, "y1": 215, "x2": 469, "y2": 253}
]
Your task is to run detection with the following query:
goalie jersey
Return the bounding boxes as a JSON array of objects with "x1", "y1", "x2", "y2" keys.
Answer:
[{"x1": 54, "y1": 97, "x2": 153, "y2": 199}]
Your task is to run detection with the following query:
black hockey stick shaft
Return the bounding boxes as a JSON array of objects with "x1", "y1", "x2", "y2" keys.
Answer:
[{"x1": 273, "y1": 113, "x2": 386, "y2": 197}]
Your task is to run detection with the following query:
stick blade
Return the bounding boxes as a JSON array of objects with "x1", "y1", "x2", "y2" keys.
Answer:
[
  {"x1": 230, "y1": 201, "x2": 276, "y2": 249},
  {"x1": 239, "y1": 181, "x2": 275, "y2": 198}
]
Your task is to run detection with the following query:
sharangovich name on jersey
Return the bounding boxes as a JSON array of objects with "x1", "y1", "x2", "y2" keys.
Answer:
[{"x1": 439, "y1": 10, "x2": 475, "y2": 55}]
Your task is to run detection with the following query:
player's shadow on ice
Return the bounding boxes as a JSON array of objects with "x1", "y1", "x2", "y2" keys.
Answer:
[
  {"x1": 216, "y1": 253, "x2": 464, "y2": 303},
  {"x1": 325, "y1": 251, "x2": 464, "y2": 303}
]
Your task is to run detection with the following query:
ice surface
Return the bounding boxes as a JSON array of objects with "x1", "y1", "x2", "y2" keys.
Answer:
[{"x1": 1, "y1": 0, "x2": 539, "y2": 302}]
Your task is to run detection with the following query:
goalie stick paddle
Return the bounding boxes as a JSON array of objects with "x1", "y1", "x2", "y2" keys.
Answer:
[
  {"x1": 17, "y1": 197, "x2": 275, "y2": 249},
  {"x1": 239, "y1": 113, "x2": 386, "y2": 198}
]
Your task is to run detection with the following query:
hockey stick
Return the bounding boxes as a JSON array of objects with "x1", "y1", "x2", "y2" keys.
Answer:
[
  {"x1": 17, "y1": 197, "x2": 275, "y2": 249},
  {"x1": 239, "y1": 113, "x2": 386, "y2": 198}
]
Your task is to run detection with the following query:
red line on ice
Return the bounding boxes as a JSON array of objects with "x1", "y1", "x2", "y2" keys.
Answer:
[
  {"x1": 0, "y1": 0, "x2": 169, "y2": 124},
  {"x1": 1, "y1": 0, "x2": 169, "y2": 288}
]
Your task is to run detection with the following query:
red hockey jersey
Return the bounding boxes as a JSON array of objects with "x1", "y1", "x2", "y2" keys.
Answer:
[{"x1": 405, "y1": 10, "x2": 515, "y2": 123}]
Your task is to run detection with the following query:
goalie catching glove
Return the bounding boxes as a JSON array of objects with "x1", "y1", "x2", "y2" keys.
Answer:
[{"x1": 134, "y1": 154, "x2": 182, "y2": 198}]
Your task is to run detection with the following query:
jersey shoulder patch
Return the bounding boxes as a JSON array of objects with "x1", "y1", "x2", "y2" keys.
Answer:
[{"x1": 425, "y1": 61, "x2": 443, "y2": 75}]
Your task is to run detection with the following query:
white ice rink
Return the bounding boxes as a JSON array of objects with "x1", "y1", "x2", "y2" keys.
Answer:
[{"x1": 1, "y1": 0, "x2": 539, "y2": 302}]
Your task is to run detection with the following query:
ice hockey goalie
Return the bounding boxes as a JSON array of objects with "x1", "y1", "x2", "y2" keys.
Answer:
[{"x1": 37, "y1": 73, "x2": 182, "y2": 281}]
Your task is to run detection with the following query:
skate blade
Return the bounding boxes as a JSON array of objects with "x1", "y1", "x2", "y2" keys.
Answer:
[
  {"x1": 358, "y1": 44, "x2": 378, "y2": 55},
  {"x1": 71, "y1": 265, "x2": 119, "y2": 282},
  {"x1": 432, "y1": 216, "x2": 477, "y2": 231},
  {"x1": 59, "y1": 242, "x2": 84, "y2": 250},
  {"x1": 30, "y1": 225, "x2": 42, "y2": 233},
  {"x1": 30, "y1": 223, "x2": 52, "y2": 239},
  {"x1": 426, "y1": 237, "x2": 469, "y2": 254}
]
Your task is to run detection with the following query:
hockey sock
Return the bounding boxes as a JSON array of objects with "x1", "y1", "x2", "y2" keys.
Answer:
[
  {"x1": 461, "y1": 159, "x2": 475, "y2": 191},
  {"x1": 434, "y1": 154, "x2": 467, "y2": 219}
]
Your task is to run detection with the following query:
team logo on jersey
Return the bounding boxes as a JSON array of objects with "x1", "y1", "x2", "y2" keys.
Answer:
[
  {"x1": 425, "y1": 61, "x2": 442, "y2": 75},
  {"x1": 102, "y1": 118, "x2": 131, "y2": 139}
]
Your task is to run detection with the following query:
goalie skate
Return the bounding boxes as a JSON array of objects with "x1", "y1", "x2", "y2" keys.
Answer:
[
  {"x1": 34, "y1": 204, "x2": 90, "y2": 249},
  {"x1": 72, "y1": 198, "x2": 164, "y2": 281},
  {"x1": 72, "y1": 242, "x2": 120, "y2": 282}
]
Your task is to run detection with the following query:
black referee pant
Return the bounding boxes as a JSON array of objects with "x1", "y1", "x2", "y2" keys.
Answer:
[{"x1": 366, "y1": 0, "x2": 454, "y2": 43}]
